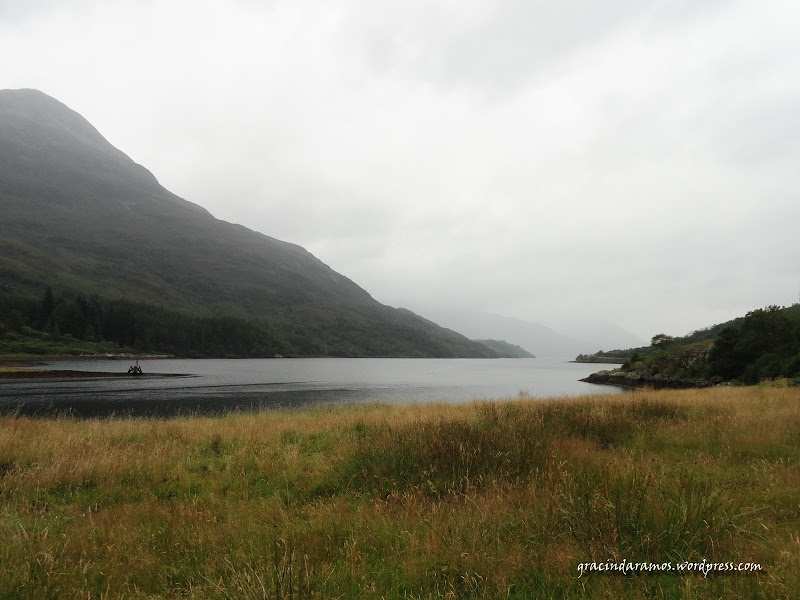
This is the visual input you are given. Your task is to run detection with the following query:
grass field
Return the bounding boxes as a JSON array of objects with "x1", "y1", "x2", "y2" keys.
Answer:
[{"x1": 1, "y1": 385, "x2": 799, "y2": 598}]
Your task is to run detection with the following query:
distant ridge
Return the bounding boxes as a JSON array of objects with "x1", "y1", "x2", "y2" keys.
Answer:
[
  {"x1": 474, "y1": 339, "x2": 535, "y2": 358},
  {"x1": 0, "y1": 88, "x2": 495, "y2": 357},
  {"x1": 416, "y1": 307, "x2": 635, "y2": 359}
]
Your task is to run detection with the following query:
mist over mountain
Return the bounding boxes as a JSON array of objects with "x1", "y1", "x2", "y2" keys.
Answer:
[
  {"x1": 544, "y1": 317, "x2": 647, "y2": 355},
  {"x1": 0, "y1": 88, "x2": 495, "y2": 357},
  {"x1": 416, "y1": 307, "x2": 645, "y2": 359}
]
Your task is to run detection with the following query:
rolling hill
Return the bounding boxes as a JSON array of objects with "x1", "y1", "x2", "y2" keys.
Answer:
[{"x1": 0, "y1": 88, "x2": 495, "y2": 357}]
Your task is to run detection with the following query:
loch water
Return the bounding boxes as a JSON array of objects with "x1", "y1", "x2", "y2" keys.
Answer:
[{"x1": 0, "y1": 358, "x2": 625, "y2": 417}]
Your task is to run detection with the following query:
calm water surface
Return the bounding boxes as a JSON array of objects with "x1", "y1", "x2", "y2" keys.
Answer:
[{"x1": 0, "y1": 358, "x2": 624, "y2": 417}]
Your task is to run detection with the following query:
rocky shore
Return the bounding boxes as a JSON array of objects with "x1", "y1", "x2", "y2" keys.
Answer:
[{"x1": 581, "y1": 369, "x2": 729, "y2": 390}]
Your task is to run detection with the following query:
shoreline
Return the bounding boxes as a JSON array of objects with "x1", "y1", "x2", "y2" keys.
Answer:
[
  {"x1": 0, "y1": 354, "x2": 180, "y2": 380},
  {"x1": 580, "y1": 370, "x2": 728, "y2": 390},
  {"x1": 0, "y1": 353, "x2": 173, "y2": 364}
]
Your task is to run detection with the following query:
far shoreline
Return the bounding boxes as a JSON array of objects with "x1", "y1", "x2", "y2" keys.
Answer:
[
  {"x1": 0, "y1": 353, "x2": 174, "y2": 364},
  {"x1": 0, "y1": 354, "x2": 180, "y2": 380}
]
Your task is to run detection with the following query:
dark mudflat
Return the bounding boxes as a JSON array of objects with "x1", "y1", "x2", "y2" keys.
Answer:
[
  {"x1": 0, "y1": 370, "x2": 132, "y2": 379},
  {"x1": 0, "y1": 370, "x2": 185, "y2": 380}
]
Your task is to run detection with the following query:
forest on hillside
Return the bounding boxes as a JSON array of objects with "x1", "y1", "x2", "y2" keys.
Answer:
[
  {"x1": 0, "y1": 288, "x2": 291, "y2": 357},
  {"x1": 580, "y1": 305, "x2": 800, "y2": 385},
  {"x1": 0, "y1": 287, "x2": 498, "y2": 359}
]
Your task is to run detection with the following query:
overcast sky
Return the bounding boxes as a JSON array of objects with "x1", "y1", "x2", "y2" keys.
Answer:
[{"x1": 2, "y1": 0, "x2": 799, "y2": 345}]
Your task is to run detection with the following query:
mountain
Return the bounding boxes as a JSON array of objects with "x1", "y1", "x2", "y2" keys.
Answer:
[
  {"x1": 413, "y1": 307, "x2": 627, "y2": 358},
  {"x1": 473, "y1": 339, "x2": 535, "y2": 358},
  {"x1": 543, "y1": 317, "x2": 645, "y2": 355},
  {"x1": 0, "y1": 88, "x2": 494, "y2": 357}
]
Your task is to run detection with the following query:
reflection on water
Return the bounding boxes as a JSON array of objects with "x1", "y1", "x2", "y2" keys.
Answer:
[{"x1": 0, "y1": 358, "x2": 624, "y2": 418}]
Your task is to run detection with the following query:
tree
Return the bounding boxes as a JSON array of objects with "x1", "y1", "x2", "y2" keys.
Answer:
[
  {"x1": 709, "y1": 306, "x2": 800, "y2": 382},
  {"x1": 650, "y1": 333, "x2": 674, "y2": 350},
  {"x1": 38, "y1": 286, "x2": 55, "y2": 328}
]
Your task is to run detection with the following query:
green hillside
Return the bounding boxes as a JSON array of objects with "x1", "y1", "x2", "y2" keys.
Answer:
[
  {"x1": 579, "y1": 304, "x2": 800, "y2": 386},
  {"x1": 0, "y1": 89, "x2": 494, "y2": 358},
  {"x1": 473, "y1": 339, "x2": 536, "y2": 358}
]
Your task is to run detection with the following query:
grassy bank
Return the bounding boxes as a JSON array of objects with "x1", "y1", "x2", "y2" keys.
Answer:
[{"x1": 1, "y1": 387, "x2": 799, "y2": 598}]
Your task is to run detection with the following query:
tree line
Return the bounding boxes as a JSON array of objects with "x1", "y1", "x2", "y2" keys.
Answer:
[
  {"x1": 708, "y1": 305, "x2": 800, "y2": 384},
  {"x1": 578, "y1": 305, "x2": 800, "y2": 385},
  {"x1": 0, "y1": 288, "x2": 292, "y2": 357}
]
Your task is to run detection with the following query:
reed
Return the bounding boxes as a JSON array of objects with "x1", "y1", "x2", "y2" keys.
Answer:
[{"x1": 1, "y1": 386, "x2": 799, "y2": 598}]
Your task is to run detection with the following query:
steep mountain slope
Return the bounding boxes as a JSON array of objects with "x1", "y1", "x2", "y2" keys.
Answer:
[{"x1": 0, "y1": 88, "x2": 494, "y2": 357}]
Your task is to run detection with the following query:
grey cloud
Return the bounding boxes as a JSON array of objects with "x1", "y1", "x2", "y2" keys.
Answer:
[
  {"x1": 714, "y1": 94, "x2": 800, "y2": 164},
  {"x1": 343, "y1": 0, "x2": 739, "y2": 95},
  {"x1": 0, "y1": 0, "x2": 114, "y2": 26},
  {"x1": 353, "y1": 1, "x2": 645, "y2": 91}
]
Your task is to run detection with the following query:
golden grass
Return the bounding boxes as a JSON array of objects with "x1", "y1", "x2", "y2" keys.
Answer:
[{"x1": 1, "y1": 386, "x2": 799, "y2": 598}]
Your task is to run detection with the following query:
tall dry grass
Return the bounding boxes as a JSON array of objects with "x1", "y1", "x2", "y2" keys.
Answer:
[{"x1": 1, "y1": 386, "x2": 799, "y2": 598}]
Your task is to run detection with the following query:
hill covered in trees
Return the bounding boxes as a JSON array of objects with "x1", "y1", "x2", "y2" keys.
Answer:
[
  {"x1": 0, "y1": 89, "x2": 495, "y2": 358},
  {"x1": 580, "y1": 305, "x2": 800, "y2": 387}
]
